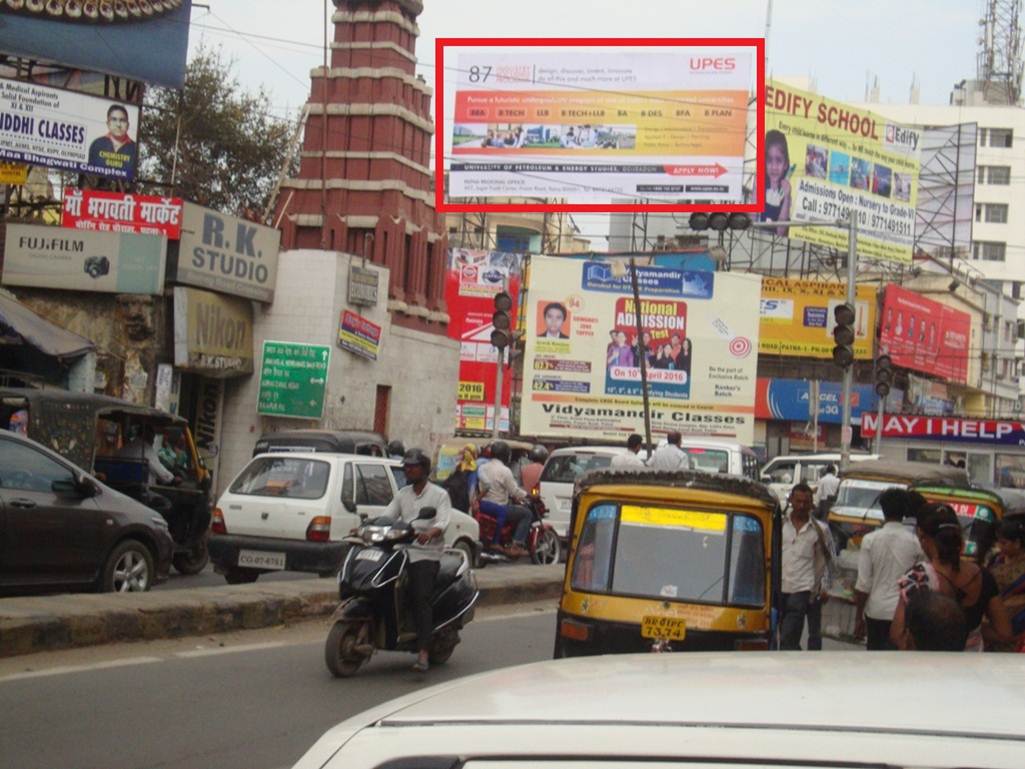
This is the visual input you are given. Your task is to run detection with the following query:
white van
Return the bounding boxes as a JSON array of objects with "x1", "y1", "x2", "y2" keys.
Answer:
[
  {"x1": 208, "y1": 453, "x2": 480, "y2": 583},
  {"x1": 760, "y1": 452, "x2": 879, "y2": 503},
  {"x1": 538, "y1": 446, "x2": 627, "y2": 539}
]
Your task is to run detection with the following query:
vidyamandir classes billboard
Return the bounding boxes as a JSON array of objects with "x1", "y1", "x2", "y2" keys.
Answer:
[
  {"x1": 520, "y1": 256, "x2": 761, "y2": 444},
  {"x1": 0, "y1": 1, "x2": 192, "y2": 89},
  {"x1": 762, "y1": 81, "x2": 920, "y2": 263},
  {"x1": 759, "y1": 278, "x2": 876, "y2": 359}
]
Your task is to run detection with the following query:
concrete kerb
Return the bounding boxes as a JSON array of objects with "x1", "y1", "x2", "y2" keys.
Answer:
[{"x1": 0, "y1": 564, "x2": 565, "y2": 658}]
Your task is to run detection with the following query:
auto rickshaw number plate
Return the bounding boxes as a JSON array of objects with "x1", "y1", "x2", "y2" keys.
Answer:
[{"x1": 641, "y1": 615, "x2": 686, "y2": 640}]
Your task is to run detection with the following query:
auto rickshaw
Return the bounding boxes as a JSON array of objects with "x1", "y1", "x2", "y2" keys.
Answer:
[
  {"x1": 0, "y1": 387, "x2": 213, "y2": 574},
  {"x1": 827, "y1": 460, "x2": 970, "y2": 553},
  {"x1": 913, "y1": 485, "x2": 1004, "y2": 563},
  {"x1": 555, "y1": 469, "x2": 781, "y2": 657}
]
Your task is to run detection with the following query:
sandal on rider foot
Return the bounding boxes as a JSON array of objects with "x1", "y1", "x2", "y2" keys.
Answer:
[{"x1": 412, "y1": 659, "x2": 429, "y2": 673}]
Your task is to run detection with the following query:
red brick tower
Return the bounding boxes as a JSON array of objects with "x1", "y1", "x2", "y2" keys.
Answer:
[{"x1": 276, "y1": 0, "x2": 447, "y2": 332}]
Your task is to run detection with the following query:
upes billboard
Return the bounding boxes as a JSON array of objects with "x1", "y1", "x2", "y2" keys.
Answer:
[{"x1": 175, "y1": 203, "x2": 281, "y2": 303}]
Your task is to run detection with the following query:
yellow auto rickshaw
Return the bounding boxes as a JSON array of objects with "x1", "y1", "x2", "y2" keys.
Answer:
[{"x1": 555, "y1": 469, "x2": 781, "y2": 657}]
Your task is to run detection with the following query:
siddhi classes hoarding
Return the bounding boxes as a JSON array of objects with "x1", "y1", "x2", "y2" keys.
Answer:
[
  {"x1": 762, "y1": 81, "x2": 920, "y2": 263},
  {"x1": 520, "y1": 256, "x2": 760, "y2": 444}
]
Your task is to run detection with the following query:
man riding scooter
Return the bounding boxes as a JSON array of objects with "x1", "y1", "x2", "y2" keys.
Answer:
[
  {"x1": 476, "y1": 440, "x2": 531, "y2": 557},
  {"x1": 381, "y1": 448, "x2": 451, "y2": 672}
]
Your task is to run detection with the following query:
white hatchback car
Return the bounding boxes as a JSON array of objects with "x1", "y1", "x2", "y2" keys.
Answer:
[
  {"x1": 208, "y1": 452, "x2": 480, "y2": 583},
  {"x1": 538, "y1": 446, "x2": 628, "y2": 539},
  {"x1": 292, "y1": 652, "x2": 1025, "y2": 769}
]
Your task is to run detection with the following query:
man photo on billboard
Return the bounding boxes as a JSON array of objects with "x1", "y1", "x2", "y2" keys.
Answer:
[{"x1": 88, "y1": 104, "x2": 137, "y2": 178}]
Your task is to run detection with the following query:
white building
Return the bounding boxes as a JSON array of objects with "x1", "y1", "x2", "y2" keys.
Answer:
[{"x1": 863, "y1": 83, "x2": 1025, "y2": 402}]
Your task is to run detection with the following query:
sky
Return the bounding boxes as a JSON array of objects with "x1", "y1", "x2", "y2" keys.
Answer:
[{"x1": 184, "y1": 0, "x2": 982, "y2": 244}]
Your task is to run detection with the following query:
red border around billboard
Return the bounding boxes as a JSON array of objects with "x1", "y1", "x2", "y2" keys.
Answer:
[{"x1": 435, "y1": 37, "x2": 765, "y2": 214}]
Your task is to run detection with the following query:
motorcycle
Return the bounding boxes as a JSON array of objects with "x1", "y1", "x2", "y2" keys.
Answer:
[
  {"x1": 475, "y1": 495, "x2": 561, "y2": 565},
  {"x1": 324, "y1": 508, "x2": 479, "y2": 677}
]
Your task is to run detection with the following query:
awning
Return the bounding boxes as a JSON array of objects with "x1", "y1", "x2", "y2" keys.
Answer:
[{"x1": 0, "y1": 292, "x2": 95, "y2": 360}]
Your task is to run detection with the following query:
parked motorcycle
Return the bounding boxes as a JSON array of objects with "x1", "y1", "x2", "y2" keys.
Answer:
[
  {"x1": 324, "y1": 509, "x2": 479, "y2": 677},
  {"x1": 475, "y1": 495, "x2": 561, "y2": 565}
]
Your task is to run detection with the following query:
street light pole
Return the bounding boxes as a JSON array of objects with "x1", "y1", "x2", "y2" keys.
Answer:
[{"x1": 839, "y1": 209, "x2": 858, "y2": 470}]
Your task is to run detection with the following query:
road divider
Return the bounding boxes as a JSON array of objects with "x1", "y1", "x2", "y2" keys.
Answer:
[{"x1": 0, "y1": 564, "x2": 565, "y2": 658}]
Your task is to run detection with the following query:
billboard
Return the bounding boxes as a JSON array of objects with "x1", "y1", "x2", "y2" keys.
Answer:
[
  {"x1": 755, "y1": 377, "x2": 878, "y2": 425},
  {"x1": 172, "y1": 287, "x2": 253, "y2": 377},
  {"x1": 762, "y1": 81, "x2": 920, "y2": 263},
  {"x1": 0, "y1": 1, "x2": 192, "y2": 89},
  {"x1": 3, "y1": 223, "x2": 165, "y2": 295},
  {"x1": 0, "y1": 78, "x2": 141, "y2": 180},
  {"x1": 878, "y1": 285, "x2": 971, "y2": 384},
  {"x1": 175, "y1": 202, "x2": 281, "y2": 303},
  {"x1": 447, "y1": 46, "x2": 753, "y2": 204},
  {"x1": 520, "y1": 256, "x2": 760, "y2": 444},
  {"x1": 759, "y1": 278, "x2": 876, "y2": 359},
  {"x1": 445, "y1": 248, "x2": 523, "y2": 433},
  {"x1": 861, "y1": 414, "x2": 1025, "y2": 446},
  {"x1": 62, "y1": 188, "x2": 183, "y2": 239}
]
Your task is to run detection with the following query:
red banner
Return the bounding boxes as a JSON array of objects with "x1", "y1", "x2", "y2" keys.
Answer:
[
  {"x1": 445, "y1": 249, "x2": 522, "y2": 433},
  {"x1": 62, "y1": 188, "x2": 183, "y2": 239},
  {"x1": 878, "y1": 284, "x2": 971, "y2": 384},
  {"x1": 861, "y1": 413, "x2": 1025, "y2": 445}
]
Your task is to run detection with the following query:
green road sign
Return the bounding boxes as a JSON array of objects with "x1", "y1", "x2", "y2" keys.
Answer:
[{"x1": 257, "y1": 340, "x2": 331, "y2": 419}]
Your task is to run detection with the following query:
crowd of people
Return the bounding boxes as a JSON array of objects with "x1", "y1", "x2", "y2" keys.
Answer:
[{"x1": 781, "y1": 483, "x2": 1025, "y2": 652}]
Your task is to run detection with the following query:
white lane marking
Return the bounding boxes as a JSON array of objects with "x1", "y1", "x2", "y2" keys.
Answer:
[
  {"x1": 0, "y1": 655, "x2": 162, "y2": 683},
  {"x1": 174, "y1": 641, "x2": 288, "y2": 658},
  {"x1": 477, "y1": 606, "x2": 556, "y2": 623}
]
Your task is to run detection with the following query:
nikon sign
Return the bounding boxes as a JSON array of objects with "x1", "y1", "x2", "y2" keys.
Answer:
[
  {"x1": 173, "y1": 287, "x2": 254, "y2": 377},
  {"x1": 175, "y1": 203, "x2": 281, "y2": 303}
]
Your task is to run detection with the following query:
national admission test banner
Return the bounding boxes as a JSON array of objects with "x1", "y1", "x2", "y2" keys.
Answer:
[{"x1": 440, "y1": 40, "x2": 761, "y2": 211}]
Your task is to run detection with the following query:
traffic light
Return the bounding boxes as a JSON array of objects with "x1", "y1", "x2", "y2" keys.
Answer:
[
  {"x1": 688, "y1": 212, "x2": 752, "y2": 231},
  {"x1": 491, "y1": 290, "x2": 512, "y2": 349},
  {"x1": 831, "y1": 303, "x2": 856, "y2": 368},
  {"x1": 874, "y1": 354, "x2": 893, "y2": 398}
]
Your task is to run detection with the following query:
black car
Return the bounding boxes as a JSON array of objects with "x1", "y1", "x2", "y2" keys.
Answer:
[{"x1": 0, "y1": 431, "x2": 173, "y2": 594}]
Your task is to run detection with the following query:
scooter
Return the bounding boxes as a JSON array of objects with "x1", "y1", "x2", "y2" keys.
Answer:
[
  {"x1": 324, "y1": 508, "x2": 479, "y2": 677},
  {"x1": 475, "y1": 495, "x2": 561, "y2": 565}
]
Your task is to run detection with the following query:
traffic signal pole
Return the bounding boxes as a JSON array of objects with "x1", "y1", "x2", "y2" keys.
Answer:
[
  {"x1": 839, "y1": 209, "x2": 858, "y2": 471},
  {"x1": 629, "y1": 257, "x2": 654, "y2": 454}
]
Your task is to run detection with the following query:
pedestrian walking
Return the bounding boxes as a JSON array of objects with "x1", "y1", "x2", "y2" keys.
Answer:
[
  {"x1": 905, "y1": 589, "x2": 969, "y2": 651},
  {"x1": 853, "y1": 489, "x2": 924, "y2": 649},
  {"x1": 985, "y1": 517, "x2": 1025, "y2": 651},
  {"x1": 813, "y1": 464, "x2": 839, "y2": 519},
  {"x1": 890, "y1": 503, "x2": 1012, "y2": 651},
  {"x1": 611, "y1": 434, "x2": 647, "y2": 469},
  {"x1": 779, "y1": 482, "x2": 835, "y2": 650},
  {"x1": 649, "y1": 432, "x2": 691, "y2": 472}
]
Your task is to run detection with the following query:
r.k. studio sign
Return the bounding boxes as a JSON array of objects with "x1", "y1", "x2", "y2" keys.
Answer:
[{"x1": 176, "y1": 203, "x2": 281, "y2": 303}]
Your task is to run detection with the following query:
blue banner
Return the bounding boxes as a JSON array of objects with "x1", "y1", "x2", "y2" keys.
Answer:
[
  {"x1": 581, "y1": 261, "x2": 714, "y2": 298},
  {"x1": 0, "y1": 1, "x2": 192, "y2": 89},
  {"x1": 756, "y1": 377, "x2": 878, "y2": 425}
]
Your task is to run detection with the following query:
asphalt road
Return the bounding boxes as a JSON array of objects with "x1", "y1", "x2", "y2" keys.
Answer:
[
  {"x1": 0, "y1": 602, "x2": 559, "y2": 769},
  {"x1": 154, "y1": 562, "x2": 308, "y2": 589}
]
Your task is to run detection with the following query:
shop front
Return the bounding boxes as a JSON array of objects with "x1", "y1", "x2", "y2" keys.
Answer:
[
  {"x1": 172, "y1": 286, "x2": 254, "y2": 489},
  {"x1": 862, "y1": 413, "x2": 1025, "y2": 489}
]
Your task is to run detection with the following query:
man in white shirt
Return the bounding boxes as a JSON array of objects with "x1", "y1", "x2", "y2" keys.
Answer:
[
  {"x1": 382, "y1": 448, "x2": 451, "y2": 672},
  {"x1": 813, "y1": 464, "x2": 840, "y2": 519},
  {"x1": 780, "y1": 482, "x2": 835, "y2": 650},
  {"x1": 854, "y1": 488, "x2": 924, "y2": 650},
  {"x1": 611, "y1": 434, "x2": 647, "y2": 470},
  {"x1": 649, "y1": 432, "x2": 691, "y2": 472},
  {"x1": 476, "y1": 441, "x2": 530, "y2": 557}
]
